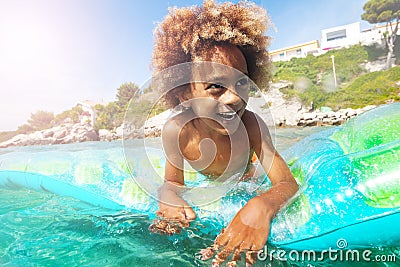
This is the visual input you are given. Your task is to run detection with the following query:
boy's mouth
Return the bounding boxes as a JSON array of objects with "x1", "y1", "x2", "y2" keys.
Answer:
[{"x1": 216, "y1": 111, "x2": 237, "y2": 121}]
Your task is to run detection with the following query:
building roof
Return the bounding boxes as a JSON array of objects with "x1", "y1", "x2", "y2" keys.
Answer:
[
  {"x1": 270, "y1": 40, "x2": 320, "y2": 55},
  {"x1": 77, "y1": 100, "x2": 107, "y2": 108}
]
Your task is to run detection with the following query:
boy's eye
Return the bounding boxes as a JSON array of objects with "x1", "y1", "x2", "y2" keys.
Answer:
[
  {"x1": 235, "y1": 77, "x2": 250, "y2": 97},
  {"x1": 208, "y1": 84, "x2": 224, "y2": 89},
  {"x1": 236, "y1": 77, "x2": 249, "y2": 88},
  {"x1": 206, "y1": 84, "x2": 226, "y2": 95}
]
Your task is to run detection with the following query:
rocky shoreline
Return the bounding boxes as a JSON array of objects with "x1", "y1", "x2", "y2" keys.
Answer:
[
  {"x1": 0, "y1": 123, "x2": 99, "y2": 148},
  {"x1": 0, "y1": 105, "x2": 376, "y2": 149},
  {"x1": 296, "y1": 105, "x2": 376, "y2": 126},
  {"x1": 0, "y1": 82, "x2": 379, "y2": 148}
]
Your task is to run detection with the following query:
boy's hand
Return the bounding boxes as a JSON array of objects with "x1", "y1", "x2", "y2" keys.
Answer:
[
  {"x1": 149, "y1": 217, "x2": 188, "y2": 235},
  {"x1": 150, "y1": 183, "x2": 196, "y2": 235},
  {"x1": 157, "y1": 193, "x2": 196, "y2": 222},
  {"x1": 198, "y1": 196, "x2": 271, "y2": 266}
]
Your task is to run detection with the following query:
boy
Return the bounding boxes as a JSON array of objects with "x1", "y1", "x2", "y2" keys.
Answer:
[{"x1": 151, "y1": 1, "x2": 298, "y2": 265}]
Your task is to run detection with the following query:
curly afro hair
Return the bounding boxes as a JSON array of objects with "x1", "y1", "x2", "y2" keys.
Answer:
[{"x1": 152, "y1": 0, "x2": 272, "y2": 107}]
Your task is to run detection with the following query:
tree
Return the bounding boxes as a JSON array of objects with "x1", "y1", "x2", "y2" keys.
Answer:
[
  {"x1": 94, "y1": 82, "x2": 141, "y2": 130},
  {"x1": 27, "y1": 110, "x2": 54, "y2": 131},
  {"x1": 54, "y1": 105, "x2": 83, "y2": 124},
  {"x1": 94, "y1": 102, "x2": 121, "y2": 130},
  {"x1": 362, "y1": 0, "x2": 400, "y2": 69},
  {"x1": 116, "y1": 82, "x2": 139, "y2": 110},
  {"x1": 17, "y1": 124, "x2": 34, "y2": 134}
]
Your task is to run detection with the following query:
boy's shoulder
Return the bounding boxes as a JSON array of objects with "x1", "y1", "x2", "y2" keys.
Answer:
[
  {"x1": 162, "y1": 109, "x2": 199, "y2": 147},
  {"x1": 162, "y1": 109, "x2": 195, "y2": 135},
  {"x1": 242, "y1": 109, "x2": 269, "y2": 137},
  {"x1": 242, "y1": 109, "x2": 257, "y2": 123}
]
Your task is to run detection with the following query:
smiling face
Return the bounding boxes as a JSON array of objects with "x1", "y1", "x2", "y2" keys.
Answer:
[{"x1": 187, "y1": 44, "x2": 250, "y2": 135}]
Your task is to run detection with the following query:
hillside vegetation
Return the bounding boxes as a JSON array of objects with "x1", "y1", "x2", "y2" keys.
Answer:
[
  {"x1": 2, "y1": 44, "x2": 399, "y2": 142},
  {"x1": 324, "y1": 66, "x2": 400, "y2": 109},
  {"x1": 272, "y1": 44, "x2": 400, "y2": 110}
]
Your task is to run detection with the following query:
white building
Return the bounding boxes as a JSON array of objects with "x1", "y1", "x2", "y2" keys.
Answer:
[
  {"x1": 320, "y1": 22, "x2": 361, "y2": 50},
  {"x1": 270, "y1": 40, "x2": 320, "y2": 62},
  {"x1": 271, "y1": 21, "x2": 399, "y2": 62},
  {"x1": 360, "y1": 23, "x2": 399, "y2": 46},
  {"x1": 77, "y1": 100, "x2": 104, "y2": 126}
]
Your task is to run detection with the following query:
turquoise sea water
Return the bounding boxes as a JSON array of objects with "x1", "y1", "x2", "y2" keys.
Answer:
[{"x1": 0, "y1": 127, "x2": 398, "y2": 266}]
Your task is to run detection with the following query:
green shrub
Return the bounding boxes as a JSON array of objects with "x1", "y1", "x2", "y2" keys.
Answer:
[
  {"x1": 324, "y1": 66, "x2": 400, "y2": 109},
  {"x1": 272, "y1": 44, "x2": 399, "y2": 109},
  {"x1": 0, "y1": 131, "x2": 17, "y2": 142}
]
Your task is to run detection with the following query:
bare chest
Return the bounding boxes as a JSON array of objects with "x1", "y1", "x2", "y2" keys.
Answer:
[{"x1": 181, "y1": 132, "x2": 251, "y2": 178}]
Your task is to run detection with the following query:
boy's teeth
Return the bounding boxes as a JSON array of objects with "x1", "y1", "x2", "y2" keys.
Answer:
[{"x1": 217, "y1": 111, "x2": 236, "y2": 120}]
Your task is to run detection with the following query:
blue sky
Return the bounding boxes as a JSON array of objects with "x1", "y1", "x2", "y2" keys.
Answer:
[{"x1": 0, "y1": 0, "x2": 370, "y2": 131}]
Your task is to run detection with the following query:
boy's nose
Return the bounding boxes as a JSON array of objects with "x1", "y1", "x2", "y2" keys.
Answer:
[{"x1": 220, "y1": 88, "x2": 243, "y2": 107}]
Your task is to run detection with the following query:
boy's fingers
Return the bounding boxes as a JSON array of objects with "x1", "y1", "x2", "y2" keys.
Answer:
[
  {"x1": 215, "y1": 229, "x2": 229, "y2": 247},
  {"x1": 176, "y1": 220, "x2": 190, "y2": 228},
  {"x1": 226, "y1": 249, "x2": 241, "y2": 266},
  {"x1": 197, "y1": 247, "x2": 215, "y2": 261},
  {"x1": 155, "y1": 210, "x2": 164, "y2": 217},
  {"x1": 184, "y1": 206, "x2": 196, "y2": 220},
  {"x1": 239, "y1": 240, "x2": 252, "y2": 251},
  {"x1": 212, "y1": 247, "x2": 233, "y2": 267},
  {"x1": 245, "y1": 249, "x2": 258, "y2": 266}
]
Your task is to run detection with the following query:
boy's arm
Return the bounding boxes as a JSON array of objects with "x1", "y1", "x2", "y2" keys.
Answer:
[
  {"x1": 257, "y1": 150, "x2": 299, "y2": 219},
  {"x1": 204, "y1": 112, "x2": 298, "y2": 266},
  {"x1": 249, "y1": 111, "x2": 298, "y2": 217},
  {"x1": 157, "y1": 119, "x2": 196, "y2": 221},
  {"x1": 157, "y1": 160, "x2": 195, "y2": 221}
]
